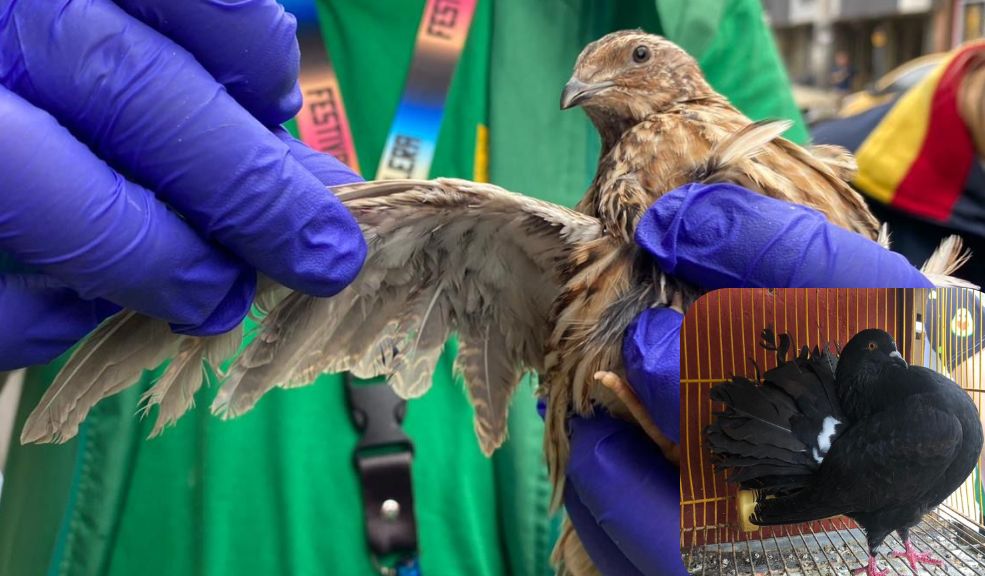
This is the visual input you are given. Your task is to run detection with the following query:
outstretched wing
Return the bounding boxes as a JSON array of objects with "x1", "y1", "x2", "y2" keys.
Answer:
[
  {"x1": 24, "y1": 179, "x2": 601, "y2": 450},
  {"x1": 230, "y1": 179, "x2": 603, "y2": 454}
]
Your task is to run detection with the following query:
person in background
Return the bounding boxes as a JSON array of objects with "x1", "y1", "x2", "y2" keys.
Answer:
[
  {"x1": 830, "y1": 50, "x2": 856, "y2": 93},
  {"x1": 0, "y1": 1, "x2": 934, "y2": 575}
]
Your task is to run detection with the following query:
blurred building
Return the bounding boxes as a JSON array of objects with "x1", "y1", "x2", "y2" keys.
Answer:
[
  {"x1": 764, "y1": 0, "x2": 982, "y2": 90},
  {"x1": 960, "y1": 0, "x2": 985, "y2": 42}
]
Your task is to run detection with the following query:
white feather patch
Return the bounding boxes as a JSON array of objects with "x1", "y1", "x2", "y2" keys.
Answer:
[{"x1": 812, "y1": 416, "x2": 841, "y2": 463}]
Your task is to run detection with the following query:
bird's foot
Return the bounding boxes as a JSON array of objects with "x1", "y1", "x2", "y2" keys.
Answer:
[
  {"x1": 593, "y1": 371, "x2": 679, "y2": 464},
  {"x1": 851, "y1": 556, "x2": 889, "y2": 576},
  {"x1": 892, "y1": 539, "x2": 943, "y2": 571}
]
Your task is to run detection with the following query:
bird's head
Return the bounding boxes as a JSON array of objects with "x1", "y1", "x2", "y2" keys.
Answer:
[
  {"x1": 561, "y1": 30, "x2": 713, "y2": 127},
  {"x1": 835, "y1": 329, "x2": 908, "y2": 412}
]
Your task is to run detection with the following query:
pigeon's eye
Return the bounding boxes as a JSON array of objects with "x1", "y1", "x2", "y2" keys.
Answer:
[
  {"x1": 632, "y1": 45, "x2": 650, "y2": 64},
  {"x1": 866, "y1": 341, "x2": 878, "y2": 351}
]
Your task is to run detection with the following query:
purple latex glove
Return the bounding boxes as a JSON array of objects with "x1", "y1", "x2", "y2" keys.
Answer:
[
  {"x1": 566, "y1": 182, "x2": 932, "y2": 575},
  {"x1": 0, "y1": 1, "x2": 366, "y2": 370},
  {"x1": 638, "y1": 182, "x2": 932, "y2": 289}
]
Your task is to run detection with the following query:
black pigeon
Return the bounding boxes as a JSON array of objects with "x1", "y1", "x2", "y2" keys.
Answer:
[{"x1": 706, "y1": 328, "x2": 984, "y2": 576}]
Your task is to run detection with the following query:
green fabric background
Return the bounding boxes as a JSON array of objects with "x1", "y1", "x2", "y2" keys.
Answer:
[{"x1": 0, "y1": 1, "x2": 805, "y2": 575}]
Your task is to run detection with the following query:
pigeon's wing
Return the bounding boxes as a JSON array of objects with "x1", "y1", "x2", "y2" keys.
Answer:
[
  {"x1": 217, "y1": 178, "x2": 603, "y2": 454},
  {"x1": 753, "y1": 394, "x2": 962, "y2": 525}
]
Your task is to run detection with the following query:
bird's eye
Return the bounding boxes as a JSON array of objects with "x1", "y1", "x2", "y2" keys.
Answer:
[
  {"x1": 866, "y1": 341, "x2": 878, "y2": 351},
  {"x1": 632, "y1": 45, "x2": 650, "y2": 64}
]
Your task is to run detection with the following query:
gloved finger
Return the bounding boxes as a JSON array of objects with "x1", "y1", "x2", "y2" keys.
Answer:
[
  {"x1": 637, "y1": 183, "x2": 933, "y2": 289},
  {"x1": 273, "y1": 128, "x2": 364, "y2": 186},
  {"x1": 0, "y1": 274, "x2": 120, "y2": 371},
  {"x1": 1, "y1": 1, "x2": 366, "y2": 297},
  {"x1": 114, "y1": 0, "x2": 302, "y2": 125},
  {"x1": 623, "y1": 307, "x2": 683, "y2": 443},
  {"x1": 562, "y1": 486, "x2": 647, "y2": 576},
  {"x1": 0, "y1": 85, "x2": 253, "y2": 335},
  {"x1": 566, "y1": 412, "x2": 687, "y2": 576}
]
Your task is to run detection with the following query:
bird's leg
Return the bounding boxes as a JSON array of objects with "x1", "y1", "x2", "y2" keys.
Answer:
[
  {"x1": 668, "y1": 290, "x2": 685, "y2": 314},
  {"x1": 593, "y1": 371, "x2": 679, "y2": 464},
  {"x1": 850, "y1": 556, "x2": 889, "y2": 576},
  {"x1": 891, "y1": 529, "x2": 943, "y2": 571}
]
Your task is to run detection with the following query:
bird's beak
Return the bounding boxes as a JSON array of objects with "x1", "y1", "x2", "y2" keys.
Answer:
[
  {"x1": 560, "y1": 78, "x2": 614, "y2": 109},
  {"x1": 889, "y1": 350, "x2": 907, "y2": 368}
]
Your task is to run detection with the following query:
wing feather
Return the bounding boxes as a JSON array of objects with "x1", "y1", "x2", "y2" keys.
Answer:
[
  {"x1": 455, "y1": 324, "x2": 524, "y2": 455},
  {"x1": 27, "y1": 178, "x2": 601, "y2": 451},
  {"x1": 140, "y1": 328, "x2": 243, "y2": 437},
  {"x1": 21, "y1": 312, "x2": 179, "y2": 443},
  {"x1": 221, "y1": 178, "x2": 602, "y2": 450}
]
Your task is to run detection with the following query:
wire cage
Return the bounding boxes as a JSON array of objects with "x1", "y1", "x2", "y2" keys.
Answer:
[{"x1": 680, "y1": 288, "x2": 985, "y2": 575}]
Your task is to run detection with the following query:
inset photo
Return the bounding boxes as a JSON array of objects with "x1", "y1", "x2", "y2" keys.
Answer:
[{"x1": 681, "y1": 288, "x2": 985, "y2": 576}]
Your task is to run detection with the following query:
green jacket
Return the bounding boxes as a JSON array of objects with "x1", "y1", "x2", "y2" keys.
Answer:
[{"x1": 0, "y1": 2, "x2": 804, "y2": 575}]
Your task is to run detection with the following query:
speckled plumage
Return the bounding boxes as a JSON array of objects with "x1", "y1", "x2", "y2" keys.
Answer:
[
  {"x1": 549, "y1": 31, "x2": 886, "y2": 574},
  {"x1": 547, "y1": 28, "x2": 892, "y2": 497}
]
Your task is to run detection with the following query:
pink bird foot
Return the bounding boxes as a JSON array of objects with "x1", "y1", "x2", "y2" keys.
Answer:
[
  {"x1": 892, "y1": 540, "x2": 943, "y2": 571},
  {"x1": 852, "y1": 556, "x2": 889, "y2": 576}
]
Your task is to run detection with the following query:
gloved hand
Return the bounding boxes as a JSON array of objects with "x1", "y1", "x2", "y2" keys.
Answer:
[
  {"x1": 565, "y1": 182, "x2": 933, "y2": 576},
  {"x1": 0, "y1": 1, "x2": 366, "y2": 370}
]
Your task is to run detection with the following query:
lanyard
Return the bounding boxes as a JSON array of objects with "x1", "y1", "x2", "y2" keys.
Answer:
[
  {"x1": 295, "y1": 0, "x2": 477, "y2": 181},
  {"x1": 291, "y1": 2, "x2": 476, "y2": 574},
  {"x1": 294, "y1": 18, "x2": 360, "y2": 172}
]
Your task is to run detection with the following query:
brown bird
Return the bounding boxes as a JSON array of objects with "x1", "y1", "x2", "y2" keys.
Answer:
[{"x1": 20, "y1": 30, "x2": 970, "y2": 576}]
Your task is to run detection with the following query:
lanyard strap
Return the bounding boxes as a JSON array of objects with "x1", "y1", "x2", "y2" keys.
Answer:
[
  {"x1": 374, "y1": 0, "x2": 477, "y2": 179},
  {"x1": 291, "y1": 2, "x2": 476, "y2": 573},
  {"x1": 295, "y1": 19, "x2": 360, "y2": 173},
  {"x1": 295, "y1": 0, "x2": 477, "y2": 181}
]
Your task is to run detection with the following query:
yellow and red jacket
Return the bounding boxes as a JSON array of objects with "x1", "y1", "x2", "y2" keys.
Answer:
[{"x1": 814, "y1": 41, "x2": 985, "y2": 237}]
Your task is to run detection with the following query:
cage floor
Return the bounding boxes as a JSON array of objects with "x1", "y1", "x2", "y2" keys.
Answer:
[{"x1": 682, "y1": 508, "x2": 985, "y2": 575}]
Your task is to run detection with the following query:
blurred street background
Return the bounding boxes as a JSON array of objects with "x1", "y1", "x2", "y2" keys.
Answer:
[
  {"x1": 764, "y1": 0, "x2": 982, "y2": 123},
  {"x1": 765, "y1": 0, "x2": 985, "y2": 289}
]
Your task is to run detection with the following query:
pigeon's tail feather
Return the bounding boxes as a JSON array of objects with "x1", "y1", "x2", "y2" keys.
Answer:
[
  {"x1": 920, "y1": 235, "x2": 978, "y2": 288},
  {"x1": 705, "y1": 330, "x2": 845, "y2": 494},
  {"x1": 752, "y1": 488, "x2": 842, "y2": 526}
]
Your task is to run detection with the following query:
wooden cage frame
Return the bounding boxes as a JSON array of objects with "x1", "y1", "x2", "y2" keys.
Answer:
[{"x1": 680, "y1": 288, "x2": 985, "y2": 575}]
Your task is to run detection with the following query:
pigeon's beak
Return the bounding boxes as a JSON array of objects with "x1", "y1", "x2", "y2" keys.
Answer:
[
  {"x1": 889, "y1": 350, "x2": 907, "y2": 368},
  {"x1": 560, "y1": 78, "x2": 614, "y2": 109}
]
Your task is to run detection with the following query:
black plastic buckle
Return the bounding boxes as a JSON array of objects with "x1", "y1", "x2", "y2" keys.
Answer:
[
  {"x1": 345, "y1": 375, "x2": 418, "y2": 560},
  {"x1": 347, "y1": 377, "x2": 414, "y2": 456}
]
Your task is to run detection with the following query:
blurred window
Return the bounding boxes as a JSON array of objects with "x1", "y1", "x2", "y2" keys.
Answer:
[{"x1": 966, "y1": 2, "x2": 984, "y2": 41}]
